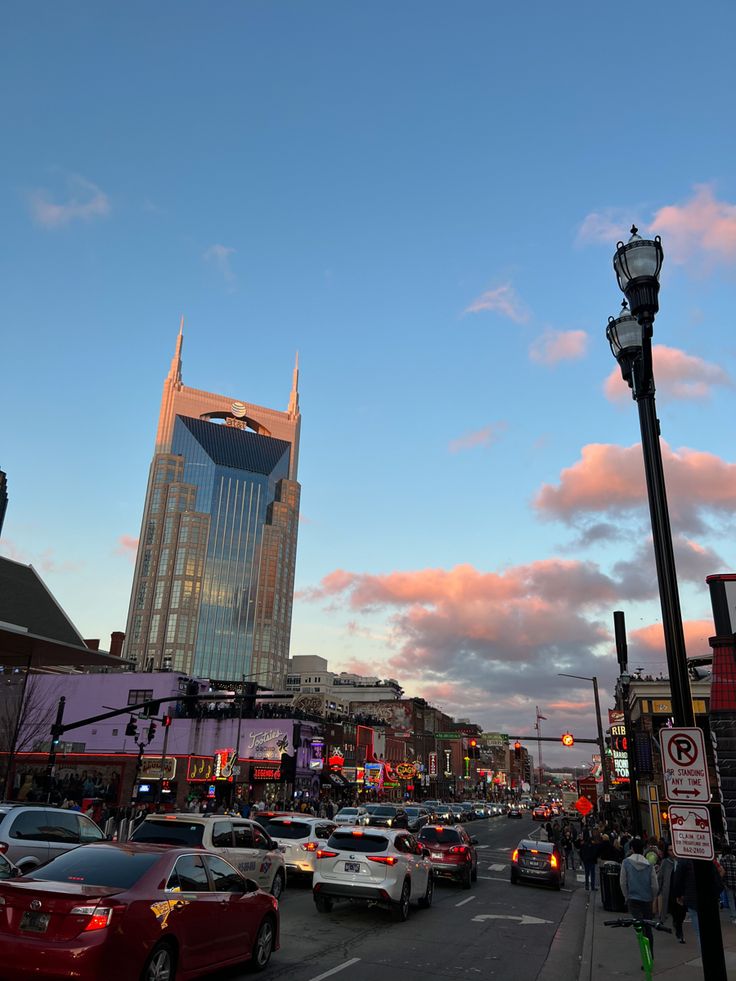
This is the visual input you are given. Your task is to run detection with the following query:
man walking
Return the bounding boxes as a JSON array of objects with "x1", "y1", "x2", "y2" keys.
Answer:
[{"x1": 620, "y1": 838, "x2": 659, "y2": 956}]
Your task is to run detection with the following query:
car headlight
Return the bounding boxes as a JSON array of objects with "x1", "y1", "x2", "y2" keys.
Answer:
[{"x1": 387, "y1": 819, "x2": 392, "y2": 826}]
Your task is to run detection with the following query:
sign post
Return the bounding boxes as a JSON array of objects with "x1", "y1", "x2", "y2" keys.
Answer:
[{"x1": 660, "y1": 728, "x2": 711, "y2": 803}]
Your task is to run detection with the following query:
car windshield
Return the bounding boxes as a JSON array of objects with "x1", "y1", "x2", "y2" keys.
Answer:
[
  {"x1": 336, "y1": 809, "x2": 358, "y2": 816},
  {"x1": 372, "y1": 807, "x2": 397, "y2": 816},
  {"x1": 31, "y1": 847, "x2": 161, "y2": 889},
  {"x1": 130, "y1": 820, "x2": 204, "y2": 847},
  {"x1": 418, "y1": 828, "x2": 461, "y2": 844},
  {"x1": 328, "y1": 831, "x2": 388, "y2": 853},
  {"x1": 264, "y1": 820, "x2": 311, "y2": 840}
]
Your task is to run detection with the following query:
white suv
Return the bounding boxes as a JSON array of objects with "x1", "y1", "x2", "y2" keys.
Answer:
[
  {"x1": 130, "y1": 813, "x2": 287, "y2": 898},
  {"x1": 261, "y1": 816, "x2": 337, "y2": 878},
  {"x1": 312, "y1": 826, "x2": 433, "y2": 921}
]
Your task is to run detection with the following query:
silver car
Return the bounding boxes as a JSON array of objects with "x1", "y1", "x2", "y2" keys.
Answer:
[
  {"x1": 0, "y1": 804, "x2": 105, "y2": 873},
  {"x1": 334, "y1": 807, "x2": 369, "y2": 826}
]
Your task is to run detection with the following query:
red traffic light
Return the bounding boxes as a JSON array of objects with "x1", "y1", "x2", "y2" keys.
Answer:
[
  {"x1": 469, "y1": 739, "x2": 477, "y2": 747},
  {"x1": 561, "y1": 732, "x2": 575, "y2": 747},
  {"x1": 514, "y1": 741, "x2": 521, "y2": 751},
  {"x1": 162, "y1": 714, "x2": 172, "y2": 728}
]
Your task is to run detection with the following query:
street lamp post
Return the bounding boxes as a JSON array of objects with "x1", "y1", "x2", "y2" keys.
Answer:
[
  {"x1": 606, "y1": 226, "x2": 726, "y2": 981},
  {"x1": 557, "y1": 673, "x2": 609, "y2": 802}
]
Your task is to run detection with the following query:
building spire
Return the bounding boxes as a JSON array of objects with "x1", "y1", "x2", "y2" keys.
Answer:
[
  {"x1": 168, "y1": 316, "x2": 184, "y2": 385},
  {"x1": 288, "y1": 350, "x2": 300, "y2": 415}
]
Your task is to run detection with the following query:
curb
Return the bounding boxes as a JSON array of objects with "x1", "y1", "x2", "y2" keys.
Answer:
[
  {"x1": 537, "y1": 886, "x2": 589, "y2": 981},
  {"x1": 576, "y1": 892, "x2": 595, "y2": 981}
]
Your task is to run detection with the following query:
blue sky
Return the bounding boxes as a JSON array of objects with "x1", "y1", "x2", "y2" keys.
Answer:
[{"x1": 2, "y1": 2, "x2": 736, "y2": 763}]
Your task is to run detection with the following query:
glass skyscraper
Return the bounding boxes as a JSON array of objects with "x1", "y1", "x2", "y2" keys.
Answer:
[{"x1": 123, "y1": 322, "x2": 301, "y2": 687}]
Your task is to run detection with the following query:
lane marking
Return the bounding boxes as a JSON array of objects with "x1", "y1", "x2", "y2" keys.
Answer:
[
  {"x1": 472, "y1": 913, "x2": 553, "y2": 926},
  {"x1": 475, "y1": 844, "x2": 490, "y2": 849},
  {"x1": 307, "y1": 958, "x2": 362, "y2": 981},
  {"x1": 487, "y1": 863, "x2": 506, "y2": 872},
  {"x1": 478, "y1": 876, "x2": 509, "y2": 882},
  {"x1": 455, "y1": 895, "x2": 476, "y2": 907}
]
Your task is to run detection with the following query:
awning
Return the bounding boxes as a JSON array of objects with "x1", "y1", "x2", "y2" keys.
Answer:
[{"x1": 321, "y1": 771, "x2": 352, "y2": 789}]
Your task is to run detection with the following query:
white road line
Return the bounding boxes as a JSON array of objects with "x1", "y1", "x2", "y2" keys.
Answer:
[
  {"x1": 487, "y1": 863, "x2": 506, "y2": 872},
  {"x1": 478, "y1": 876, "x2": 509, "y2": 882},
  {"x1": 475, "y1": 844, "x2": 490, "y2": 849},
  {"x1": 455, "y1": 895, "x2": 477, "y2": 907},
  {"x1": 307, "y1": 958, "x2": 362, "y2": 981}
]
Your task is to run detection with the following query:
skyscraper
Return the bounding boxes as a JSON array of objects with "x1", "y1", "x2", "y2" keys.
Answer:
[
  {"x1": 0, "y1": 469, "x2": 6, "y2": 537},
  {"x1": 123, "y1": 322, "x2": 301, "y2": 687}
]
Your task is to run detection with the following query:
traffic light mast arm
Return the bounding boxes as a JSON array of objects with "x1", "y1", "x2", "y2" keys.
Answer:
[
  {"x1": 508, "y1": 735, "x2": 600, "y2": 743},
  {"x1": 51, "y1": 693, "x2": 241, "y2": 736}
]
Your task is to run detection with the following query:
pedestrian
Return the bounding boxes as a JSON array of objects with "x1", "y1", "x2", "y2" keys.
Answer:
[
  {"x1": 620, "y1": 838, "x2": 659, "y2": 957},
  {"x1": 580, "y1": 832, "x2": 601, "y2": 891},
  {"x1": 672, "y1": 857, "x2": 722, "y2": 943},
  {"x1": 720, "y1": 844, "x2": 736, "y2": 923},
  {"x1": 563, "y1": 829, "x2": 575, "y2": 870},
  {"x1": 656, "y1": 843, "x2": 675, "y2": 926}
]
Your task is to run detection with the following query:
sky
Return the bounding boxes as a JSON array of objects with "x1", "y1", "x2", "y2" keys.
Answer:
[{"x1": 2, "y1": 1, "x2": 736, "y2": 766}]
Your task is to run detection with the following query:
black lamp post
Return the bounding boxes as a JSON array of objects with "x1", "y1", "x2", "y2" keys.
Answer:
[{"x1": 606, "y1": 226, "x2": 726, "y2": 981}]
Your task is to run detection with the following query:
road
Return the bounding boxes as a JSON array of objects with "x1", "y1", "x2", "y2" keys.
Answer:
[{"x1": 212, "y1": 813, "x2": 586, "y2": 981}]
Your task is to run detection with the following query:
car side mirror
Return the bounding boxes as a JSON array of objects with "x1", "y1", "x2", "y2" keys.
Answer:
[
  {"x1": 422, "y1": 847, "x2": 430, "y2": 858},
  {"x1": 10, "y1": 867, "x2": 21, "y2": 878},
  {"x1": 470, "y1": 836, "x2": 478, "y2": 845},
  {"x1": 244, "y1": 878, "x2": 259, "y2": 893}
]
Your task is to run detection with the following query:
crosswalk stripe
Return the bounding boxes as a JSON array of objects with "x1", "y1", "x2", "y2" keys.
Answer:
[{"x1": 487, "y1": 863, "x2": 506, "y2": 872}]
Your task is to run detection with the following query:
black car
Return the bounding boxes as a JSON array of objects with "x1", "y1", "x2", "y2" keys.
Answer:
[
  {"x1": 507, "y1": 806, "x2": 523, "y2": 819},
  {"x1": 510, "y1": 838, "x2": 565, "y2": 889},
  {"x1": 366, "y1": 805, "x2": 409, "y2": 829}
]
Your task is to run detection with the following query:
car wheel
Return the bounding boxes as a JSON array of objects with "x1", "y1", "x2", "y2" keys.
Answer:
[
  {"x1": 418, "y1": 875, "x2": 433, "y2": 909},
  {"x1": 392, "y1": 880, "x2": 411, "y2": 922},
  {"x1": 314, "y1": 895, "x2": 333, "y2": 913},
  {"x1": 141, "y1": 941, "x2": 176, "y2": 981},
  {"x1": 462, "y1": 866, "x2": 472, "y2": 890},
  {"x1": 248, "y1": 916, "x2": 275, "y2": 972},
  {"x1": 271, "y1": 870, "x2": 285, "y2": 900}
]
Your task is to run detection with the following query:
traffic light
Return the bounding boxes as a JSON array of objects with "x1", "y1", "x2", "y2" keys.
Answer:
[
  {"x1": 125, "y1": 717, "x2": 138, "y2": 737},
  {"x1": 514, "y1": 741, "x2": 521, "y2": 760},
  {"x1": 147, "y1": 721, "x2": 157, "y2": 743},
  {"x1": 561, "y1": 732, "x2": 575, "y2": 747},
  {"x1": 162, "y1": 714, "x2": 172, "y2": 728},
  {"x1": 469, "y1": 738, "x2": 479, "y2": 760}
]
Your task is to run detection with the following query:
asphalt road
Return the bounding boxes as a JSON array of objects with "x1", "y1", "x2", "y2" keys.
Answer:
[{"x1": 213, "y1": 813, "x2": 585, "y2": 981}]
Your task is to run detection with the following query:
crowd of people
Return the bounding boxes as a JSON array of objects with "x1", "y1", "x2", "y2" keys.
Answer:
[{"x1": 545, "y1": 812, "x2": 730, "y2": 957}]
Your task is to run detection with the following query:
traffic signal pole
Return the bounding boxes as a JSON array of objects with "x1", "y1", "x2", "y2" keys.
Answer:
[{"x1": 45, "y1": 696, "x2": 66, "y2": 804}]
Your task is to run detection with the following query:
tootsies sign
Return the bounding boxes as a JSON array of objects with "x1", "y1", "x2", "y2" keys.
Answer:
[{"x1": 238, "y1": 722, "x2": 293, "y2": 761}]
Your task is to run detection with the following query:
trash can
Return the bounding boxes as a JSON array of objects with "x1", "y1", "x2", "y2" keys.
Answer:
[{"x1": 600, "y1": 862, "x2": 627, "y2": 912}]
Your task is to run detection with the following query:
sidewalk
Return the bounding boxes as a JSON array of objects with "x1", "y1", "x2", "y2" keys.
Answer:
[{"x1": 578, "y1": 890, "x2": 736, "y2": 980}]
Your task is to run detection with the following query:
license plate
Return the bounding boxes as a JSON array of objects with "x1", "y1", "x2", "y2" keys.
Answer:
[
  {"x1": 431, "y1": 852, "x2": 443, "y2": 860},
  {"x1": 20, "y1": 911, "x2": 50, "y2": 934},
  {"x1": 344, "y1": 861, "x2": 360, "y2": 873}
]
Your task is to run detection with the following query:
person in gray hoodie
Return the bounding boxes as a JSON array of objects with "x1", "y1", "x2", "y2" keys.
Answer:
[{"x1": 620, "y1": 837, "x2": 659, "y2": 955}]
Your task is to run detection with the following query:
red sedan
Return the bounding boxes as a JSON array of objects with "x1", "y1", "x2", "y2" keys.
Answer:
[
  {"x1": 0, "y1": 842, "x2": 279, "y2": 981},
  {"x1": 417, "y1": 824, "x2": 478, "y2": 888}
]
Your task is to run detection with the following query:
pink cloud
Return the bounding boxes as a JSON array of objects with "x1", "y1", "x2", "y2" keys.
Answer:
[
  {"x1": 630, "y1": 619, "x2": 714, "y2": 656},
  {"x1": 30, "y1": 175, "x2": 110, "y2": 228},
  {"x1": 576, "y1": 209, "x2": 631, "y2": 245},
  {"x1": 448, "y1": 422, "x2": 506, "y2": 454},
  {"x1": 535, "y1": 441, "x2": 736, "y2": 531},
  {"x1": 115, "y1": 535, "x2": 139, "y2": 561},
  {"x1": 604, "y1": 344, "x2": 733, "y2": 403},
  {"x1": 464, "y1": 284, "x2": 530, "y2": 323},
  {"x1": 650, "y1": 185, "x2": 736, "y2": 265},
  {"x1": 530, "y1": 329, "x2": 588, "y2": 365}
]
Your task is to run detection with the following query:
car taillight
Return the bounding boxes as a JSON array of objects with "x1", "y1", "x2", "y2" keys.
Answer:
[
  {"x1": 302, "y1": 841, "x2": 318, "y2": 851},
  {"x1": 550, "y1": 854, "x2": 558, "y2": 869},
  {"x1": 351, "y1": 830, "x2": 364, "y2": 836},
  {"x1": 512, "y1": 849, "x2": 518, "y2": 862},
  {"x1": 70, "y1": 905, "x2": 115, "y2": 932},
  {"x1": 448, "y1": 845, "x2": 468, "y2": 857},
  {"x1": 367, "y1": 855, "x2": 398, "y2": 866},
  {"x1": 316, "y1": 850, "x2": 338, "y2": 859},
  {"x1": 0, "y1": 844, "x2": 7, "y2": 854}
]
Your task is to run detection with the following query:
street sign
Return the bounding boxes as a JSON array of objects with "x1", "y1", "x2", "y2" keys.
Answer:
[
  {"x1": 660, "y1": 727, "x2": 711, "y2": 803},
  {"x1": 669, "y1": 804, "x2": 714, "y2": 860},
  {"x1": 575, "y1": 796, "x2": 593, "y2": 816}
]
